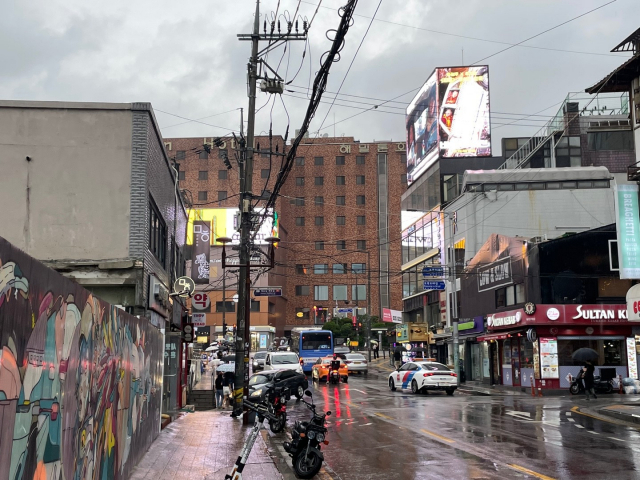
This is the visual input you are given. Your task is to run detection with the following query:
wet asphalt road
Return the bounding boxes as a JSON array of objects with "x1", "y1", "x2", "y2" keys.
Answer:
[{"x1": 264, "y1": 373, "x2": 640, "y2": 480}]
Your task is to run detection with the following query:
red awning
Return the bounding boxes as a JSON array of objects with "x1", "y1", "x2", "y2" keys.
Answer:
[{"x1": 477, "y1": 330, "x2": 524, "y2": 342}]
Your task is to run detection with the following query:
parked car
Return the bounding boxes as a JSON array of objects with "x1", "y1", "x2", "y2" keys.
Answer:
[
  {"x1": 248, "y1": 369, "x2": 309, "y2": 401},
  {"x1": 345, "y1": 353, "x2": 368, "y2": 374},
  {"x1": 263, "y1": 352, "x2": 304, "y2": 374},
  {"x1": 311, "y1": 357, "x2": 349, "y2": 383},
  {"x1": 252, "y1": 351, "x2": 268, "y2": 371},
  {"x1": 388, "y1": 361, "x2": 457, "y2": 395}
]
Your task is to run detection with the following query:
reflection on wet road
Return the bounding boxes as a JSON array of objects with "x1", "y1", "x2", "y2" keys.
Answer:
[{"x1": 267, "y1": 374, "x2": 640, "y2": 479}]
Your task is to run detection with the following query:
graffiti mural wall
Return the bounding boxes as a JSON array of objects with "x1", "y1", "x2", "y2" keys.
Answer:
[{"x1": 0, "y1": 236, "x2": 163, "y2": 480}]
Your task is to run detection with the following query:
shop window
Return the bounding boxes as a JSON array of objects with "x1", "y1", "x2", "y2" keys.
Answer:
[
  {"x1": 557, "y1": 339, "x2": 627, "y2": 367},
  {"x1": 520, "y1": 337, "x2": 534, "y2": 369}
]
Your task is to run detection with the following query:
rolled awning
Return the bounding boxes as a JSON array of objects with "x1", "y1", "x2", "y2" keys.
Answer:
[{"x1": 477, "y1": 330, "x2": 524, "y2": 342}]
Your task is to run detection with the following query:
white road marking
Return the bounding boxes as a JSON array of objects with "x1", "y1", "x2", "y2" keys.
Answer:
[
  {"x1": 350, "y1": 389, "x2": 367, "y2": 395},
  {"x1": 608, "y1": 437, "x2": 625, "y2": 442},
  {"x1": 360, "y1": 423, "x2": 373, "y2": 426},
  {"x1": 588, "y1": 431, "x2": 599, "y2": 435},
  {"x1": 565, "y1": 412, "x2": 571, "y2": 417},
  {"x1": 567, "y1": 418, "x2": 575, "y2": 423},
  {"x1": 574, "y1": 424, "x2": 585, "y2": 429}
]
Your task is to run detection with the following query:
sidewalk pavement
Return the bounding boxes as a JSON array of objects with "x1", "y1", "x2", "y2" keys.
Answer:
[
  {"x1": 597, "y1": 403, "x2": 640, "y2": 425},
  {"x1": 131, "y1": 411, "x2": 283, "y2": 480}
]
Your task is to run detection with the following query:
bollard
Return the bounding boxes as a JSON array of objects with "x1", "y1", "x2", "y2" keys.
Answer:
[
  {"x1": 619, "y1": 374, "x2": 623, "y2": 395},
  {"x1": 538, "y1": 382, "x2": 543, "y2": 397},
  {"x1": 531, "y1": 378, "x2": 536, "y2": 397}
]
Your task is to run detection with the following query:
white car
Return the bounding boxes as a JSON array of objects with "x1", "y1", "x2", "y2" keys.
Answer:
[
  {"x1": 345, "y1": 353, "x2": 368, "y2": 374},
  {"x1": 263, "y1": 352, "x2": 304, "y2": 374},
  {"x1": 388, "y1": 361, "x2": 457, "y2": 395}
]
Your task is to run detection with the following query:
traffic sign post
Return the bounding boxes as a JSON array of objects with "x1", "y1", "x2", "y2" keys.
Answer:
[
  {"x1": 422, "y1": 266, "x2": 445, "y2": 278},
  {"x1": 252, "y1": 287, "x2": 282, "y2": 297},
  {"x1": 423, "y1": 280, "x2": 446, "y2": 291},
  {"x1": 182, "y1": 324, "x2": 194, "y2": 342}
]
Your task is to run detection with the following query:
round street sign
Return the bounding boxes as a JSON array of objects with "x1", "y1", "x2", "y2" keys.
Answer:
[
  {"x1": 183, "y1": 325, "x2": 193, "y2": 334},
  {"x1": 174, "y1": 276, "x2": 195, "y2": 297}
]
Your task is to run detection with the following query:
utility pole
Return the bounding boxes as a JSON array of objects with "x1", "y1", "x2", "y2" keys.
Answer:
[
  {"x1": 366, "y1": 250, "x2": 371, "y2": 362},
  {"x1": 222, "y1": 271, "x2": 227, "y2": 338},
  {"x1": 448, "y1": 213, "x2": 460, "y2": 386},
  {"x1": 234, "y1": 0, "x2": 307, "y2": 421}
]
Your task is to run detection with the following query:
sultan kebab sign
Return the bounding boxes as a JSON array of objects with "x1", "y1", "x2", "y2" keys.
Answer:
[{"x1": 487, "y1": 304, "x2": 629, "y2": 330}]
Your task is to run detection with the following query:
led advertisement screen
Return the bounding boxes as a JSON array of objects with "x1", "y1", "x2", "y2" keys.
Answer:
[
  {"x1": 437, "y1": 66, "x2": 491, "y2": 158},
  {"x1": 405, "y1": 71, "x2": 439, "y2": 186}
]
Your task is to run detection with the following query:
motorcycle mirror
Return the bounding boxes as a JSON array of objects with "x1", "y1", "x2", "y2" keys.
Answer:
[
  {"x1": 326, "y1": 411, "x2": 331, "y2": 416},
  {"x1": 305, "y1": 390, "x2": 313, "y2": 397}
]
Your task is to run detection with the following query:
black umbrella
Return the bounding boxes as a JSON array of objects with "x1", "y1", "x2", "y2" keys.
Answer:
[
  {"x1": 222, "y1": 355, "x2": 236, "y2": 362},
  {"x1": 410, "y1": 347, "x2": 428, "y2": 353},
  {"x1": 572, "y1": 348, "x2": 599, "y2": 363}
]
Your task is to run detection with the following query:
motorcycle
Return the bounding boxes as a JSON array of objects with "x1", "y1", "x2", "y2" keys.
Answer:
[
  {"x1": 328, "y1": 360, "x2": 341, "y2": 384},
  {"x1": 267, "y1": 386, "x2": 290, "y2": 433},
  {"x1": 569, "y1": 369, "x2": 614, "y2": 395},
  {"x1": 283, "y1": 390, "x2": 331, "y2": 479}
]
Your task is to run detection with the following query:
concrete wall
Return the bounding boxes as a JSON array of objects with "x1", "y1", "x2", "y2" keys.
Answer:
[
  {"x1": 448, "y1": 184, "x2": 617, "y2": 264},
  {"x1": 0, "y1": 235, "x2": 163, "y2": 480},
  {"x1": 0, "y1": 103, "x2": 133, "y2": 260}
]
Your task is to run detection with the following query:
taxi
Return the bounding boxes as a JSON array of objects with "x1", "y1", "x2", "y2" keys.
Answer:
[{"x1": 311, "y1": 356, "x2": 349, "y2": 383}]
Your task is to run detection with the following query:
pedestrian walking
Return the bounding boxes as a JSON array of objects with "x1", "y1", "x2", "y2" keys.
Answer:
[
  {"x1": 373, "y1": 343, "x2": 379, "y2": 359},
  {"x1": 215, "y1": 371, "x2": 224, "y2": 408},
  {"x1": 393, "y1": 348, "x2": 402, "y2": 370},
  {"x1": 222, "y1": 371, "x2": 232, "y2": 408},
  {"x1": 584, "y1": 361, "x2": 597, "y2": 400}
]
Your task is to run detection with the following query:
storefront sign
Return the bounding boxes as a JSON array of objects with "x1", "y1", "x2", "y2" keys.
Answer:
[
  {"x1": 627, "y1": 337, "x2": 638, "y2": 379},
  {"x1": 192, "y1": 292, "x2": 211, "y2": 312},
  {"x1": 539, "y1": 337, "x2": 559, "y2": 379},
  {"x1": 192, "y1": 313, "x2": 206, "y2": 327},
  {"x1": 253, "y1": 287, "x2": 282, "y2": 297},
  {"x1": 487, "y1": 304, "x2": 629, "y2": 330},
  {"x1": 626, "y1": 284, "x2": 640, "y2": 321},
  {"x1": 532, "y1": 339, "x2": 540, "y2": 380},
  {"x1": 458, "y1": 316, "x2": 485, "y2": 335},
  {"x1": 614, "y1": 184, "x2": 640, "y2": 279},
  {"x1": 382, "y1": 308, "x2": 403, "y2": 324},
  {"x1": 477, "y1": 257, "x2": 512, "y2": 292},
  {"x1": 396, "y1": 324, "x2": 409, "y2": 342},
  {"x1": 192, "y1": 220, "x2": 211, "y2": 284}
]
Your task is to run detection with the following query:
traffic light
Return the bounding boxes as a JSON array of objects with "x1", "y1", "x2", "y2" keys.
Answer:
[
  {"x1": 203, "y1": 144, "x2": 211, "y2": 154},
  {"x1": 221, "y1": 151, "x2": 232, "y2": 170},
  {"x1": 222, "y1": 321, "x2": 227, "y2": 337},
  {"x1": 358, "y1": 323, "x2": 362, "y2": 328},
  {"x1": 182, "y1": 323, "x2": 193, "y2": 343}
]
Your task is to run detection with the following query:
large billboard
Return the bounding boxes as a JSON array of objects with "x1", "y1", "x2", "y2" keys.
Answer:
[
  {"x1": 405, "y1": 66, "x2": 491, "y2": 186},
  {"x1": 186, "y1": 208, "x2": 277, "y2": 245},
  {"x1": 437, "y1": 66, "x2": 491, "y2": 159}
]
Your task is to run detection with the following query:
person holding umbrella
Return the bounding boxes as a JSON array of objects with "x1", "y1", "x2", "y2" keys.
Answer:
[
  {"x1": 583, "y1": 360, "x2": 597, "y2": 400},
  {"x1": 571, "y1": 348, "x2": 599, "y2": 399}
]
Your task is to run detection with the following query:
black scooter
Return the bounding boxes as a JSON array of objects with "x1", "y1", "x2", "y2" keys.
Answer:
[
  {"x1": 283, "y1": 390, "x2": 331, "y2": 479},
  {"x1": 569, "y1": 369, "x2": 614, "y2": 395}
]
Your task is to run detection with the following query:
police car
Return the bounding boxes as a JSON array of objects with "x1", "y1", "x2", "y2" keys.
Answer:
[{"x1": 388, "y1": 361, "x2": 457, "y2": 395}]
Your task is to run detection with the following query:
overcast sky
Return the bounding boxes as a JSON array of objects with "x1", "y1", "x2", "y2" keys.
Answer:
[{"x1": 1, "y1": 0, "x2": 637, "y2": 155}]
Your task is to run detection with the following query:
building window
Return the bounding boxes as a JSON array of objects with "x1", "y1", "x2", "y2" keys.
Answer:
[
  {"x1": 295, "y1": 157, "x2": 305, "y2": 166},
  {"x1": 295, "y1": 307, "x2": 310, "y2": 319},
  {"x1": 336, "y1": 240, "x2": 346, "y2": 250},
  {"x1": 356, "y1": 195, "x2": 365, "y2": 205},
  {"x1": 295, "y1": 217, "x2": 305, "y2": 226},
  {"x1": 216, "y1": 301, "x2": 235, "y2": 312},
  {"x1": 198, "y1": 191, "x2": 208, "y2": 201},
  {"x1": 314, "y1": 156, "x2": 324, "y2": 165},
  {"x1": 315, "y1": 241, "x2": 325, "y2": 250},
  {"x1": 218, "y1": 170, "x2": 228, "y2": 180},
  {"x1": 495, "y1": 288, "x2": 506, "y2": 308},
  {"x1": 336, "y1": 156, "x2": 345, "y2": 165},
  {"x1": 198, "y1": 170, "x2": 208, "y2": 180},
  {"x1": 356, "y1": 175, "x2": 365, "y2": 185},
  {"x1": 336, "y1": 176, "x2": 346, "y2": 185},
  {"x1": 218, "y1": 191, "x2": 227, "y2": 201},
  {"x1": 296, "y1": 177, "x2": 305, "y2": 186},
  {"x1": 337, "y1": 216, "x2": 346, "y2": 226},
  {"x1": 295, "y1": 197, "x2": 305, "y2": 206},
  {"x1": 356, "y1": 215, "x2": 365, "y2": 225},
  {"x1": 315, "y1": 216, "x2": 324, "y2": 226},
  {"x1": 149, "y1": 199, "x2": 167, "y2": 265},
  {"x1": 296, "y1": 285, "x2": 310, "y2": 296},
  {"x1": 587, "y1": 131, "x2": 634, "y2": 151},
  {"x1": 351, "y1": 284, "x2": 367, "y2": 300},
  {"x1": 333, "y1": 285, "x2": 348, "y2": 301},
  {"x1": 400, "y1": 153, "x2": 407, "y2": 163},
  {"x1": 356, "y1": 155, "x2": 365, "y2": 165},
  {"x1": 333, "y1": 263, "x2": 346, "y2": 274},
  {"x1": 336, "y1": 196, "x2": 346, "y2": 206},
  {"x1": 178, "y1": 171, "x2": 185, "y2": 180},
  {"x1": 296, "y1": 264, "x2": 307, "y2": 275},
  {"x1": 199, "y1": 150, "x2": 209, "y2": 159},
  {"x1": 357, "y1": 240, "x2": 366, "y2": 250},
  {"x1": 315, "y1": 196, "x2": 324, "y2": 206},
  {"x1": 176, "y1": 150, "x2": 186, "y2": 160},
  {"x1": 261, "y1": 169, "x2": 270, "y2": 178},
  {"x1": 352, "y1": 263, "x2": 366, "y2": 274},
  {"x1": 315, "y1": 177, "x2": 324, "y2": 186},
  {"x1": 314, "y1": 285, "x2": 329, "y2": 301},
  {"x1": 314, "y1": 264, "x2": 328, "y2": 274},
  {"x1": 401, "y1": 174, "x2": 407, "y2": 184},
  {"x1": 250, "y1": 300, "x2": 261, "y2": 312}
]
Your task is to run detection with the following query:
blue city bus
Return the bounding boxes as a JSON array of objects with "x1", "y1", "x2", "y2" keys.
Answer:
[{"x1": 290, "y1": 327, "x2": 334, "y2": 374}]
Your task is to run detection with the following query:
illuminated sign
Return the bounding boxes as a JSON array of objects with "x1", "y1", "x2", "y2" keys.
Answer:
[
  {"x1": 405, "y1": 66, "x2": 491, "y2": 186},
  {"x1": 437, "y1": 66, "x2": 491, "y2": 159},
  {"x1": 187, "y1": 208, "x2": 277, "y2": 245}
]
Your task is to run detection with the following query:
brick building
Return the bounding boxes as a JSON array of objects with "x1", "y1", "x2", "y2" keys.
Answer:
[{"x1": 164, "y1": 135, "x2": 407, "y2": 337}]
